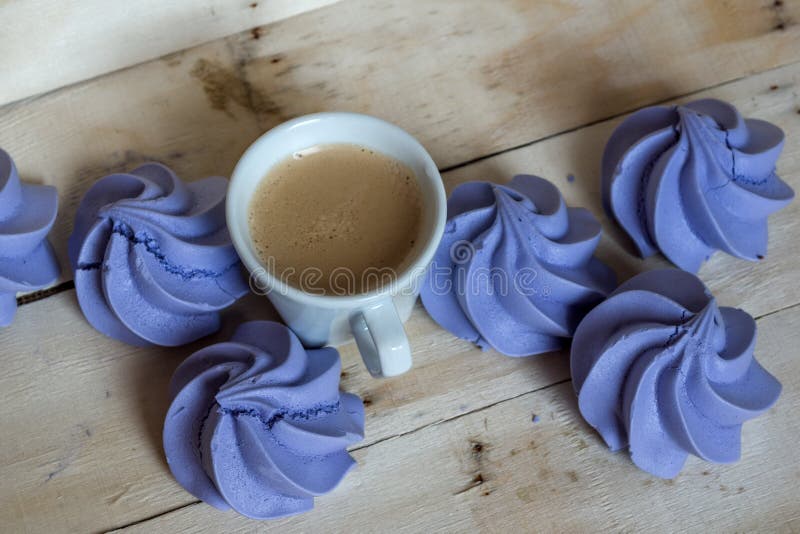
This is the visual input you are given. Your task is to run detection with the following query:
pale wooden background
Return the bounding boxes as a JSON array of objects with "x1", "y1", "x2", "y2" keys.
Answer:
[{"x1": 1, "y1": 1, "x2": 799, "y2": 532}]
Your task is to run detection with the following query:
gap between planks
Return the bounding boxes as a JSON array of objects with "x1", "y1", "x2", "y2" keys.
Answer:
[
  {"x1": 15, "y1": 56, "x2": 800, "y2": 311},
  {"x1": 108, "y1": 306, "x2": 800, "y2": 531},
  {"x1": 0, "y1": 0, "x2": 343, "y2": 108},
  {"x1": 107, "y1": 378, "x2": 577, "y2": 532},
  {"x1": 108, "y1": 302, "x2": 800, "y2": 532},
  {"x1": 439, "y1": 58, "x2": 800, "y2": 175}
]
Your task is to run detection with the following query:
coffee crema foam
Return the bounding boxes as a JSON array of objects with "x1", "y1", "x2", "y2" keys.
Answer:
[{"x1": 248, "y1": 143, "x2": 423, "y2": 295}]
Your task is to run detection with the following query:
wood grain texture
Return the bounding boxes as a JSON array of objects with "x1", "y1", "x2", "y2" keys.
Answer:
[
  {"x1": 0, "y1": 289, "x2": 573, "y2": 534},
  {"x1": 0, "y1": 290, "x2": 209, "y2": 533},
  {"x1": 2, "y1": 0, "x2": 800, "y2": 293},
  {"x1": 445, "y1": 60, "x2": 800, "y2": 320},
  {"x1": 0, "y1": 0, "x2": 341, "y2": 106},
  {"x1": 2, "y1": 1, "x2": 800, "y2": 532},
  {"x1": 2, "y1": 57, "x2": 799, "y2": 533},
  {"x1": 117, "y1": 305, "x2": 800, "y2": 533}
]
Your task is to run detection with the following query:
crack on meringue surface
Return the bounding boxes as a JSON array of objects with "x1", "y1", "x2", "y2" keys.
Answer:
[
  {"x1": 218, "y1": 401, "x2": 342, "y2": 432},
  {"x1": 164, "y1": 321, "x2": 364, "y2": 520},
  {"x1": 213, "y1": 277, "x2": 239, "y2": 300},
  {"x1": 421, "y1": 175, "x2": 616, "y2": 357},
  {"x1": 75, "y1": 221, "x2": 241, "y2": 279},
  {"x1": 110, "y1": 221, "x2": 239, "y2": 280},
  {"x1": 571, "y1": 269, "x2": 781, "y2": 478},
  {"x1": 718, "y1": 128, "x2": 769, "y2": 189},
  {"x1": 76, "y1": 261, "x2": 102, "y2": 271},
  {"x1": 194, "y1": 395, "x2": 349, "y2": 462},
  {"x1": 196, "y1": 401, "x2": 217, "y2": 464},
  {"x1": 663, "y1": 309, "x2": 689, "y2": 348},
  {"x1": 68, "y1": 164, "x2": 247, "y2": 346},
  {"x1": 603, "y1": 99, "x2": 794, "y2": 271}
]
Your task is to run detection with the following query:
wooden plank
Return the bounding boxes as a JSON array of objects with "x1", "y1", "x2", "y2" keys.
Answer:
[
  {"x1": 116, "y1": 304, "x2": 800, "y2": 533},
  {"x1": 0, "y1": 290, "x2": 571, "y2": 534},
  {"x1": 444, "y1": 61, "x2": 800, "y2": 320},
  {"x1": 2, "y1": 0, "x2": 800, "y2": 292},
  {"x1": 0, "y1": 290, "x2": 213, "y2": 533},
  {"x1": 0, "y1": 0, "x2": 341, "y2": 106},
  {"x1": 3, "y1": 44, "x2": 800, "y2": 534}
]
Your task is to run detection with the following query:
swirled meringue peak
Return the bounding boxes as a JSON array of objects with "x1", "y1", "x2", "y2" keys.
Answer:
[
  {"x1": 0, "y1": 148, "x2": 60, "y2": 327},
  {"x1": 67, "y1": 163, "x2": 248, "y2": 346},
  {"x1": 420, "y1": 175, "x2": 616, "y2": 357},
  {"x1": 163, "y1": 321, "x2": 365, "y2": 520},
  {"x1": 571, "y1": 269, "x2": 781, "y2": 478},
  {"x1": 602, "y1": 98, "x2": 794, "y2": 272}
]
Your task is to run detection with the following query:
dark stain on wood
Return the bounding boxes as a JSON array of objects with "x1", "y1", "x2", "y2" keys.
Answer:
[
  {"x1": 768, "y1": 0, "x2": 792, "y2": 32},
  {"x1": 538, "y1": 467, "x2": 551, "y2": 479},
  {"x1": 75, "y1": 150, "x2": 163, "y2": 184},
  {"x1": 469, "y1": 438, "x2": 489, "y2": 468},
  {"x1": 453, "y1": 473, "x2": 484, "y2": 495},
  {"x1": 190, "y1": 58, "x2": 282, "y2": 119},
  {"x1": 770, "y1": 84, "x2": 780, "y2": 91},
  {"x1": 453, "y1": 438, "x2": 492, "y2": 496},
  {"x1": 46, "y1": 463, "x2": 69, "y2": 482},
  {"x1": 250, "y1": 2, "x2": 258, "y2": 7},
  {"x1": 567, "y1": 470, "x2": 579, "y2": 483},
  {"x1": 162, "y1": 51, "x2": 185, "y2": 68},
  {"x1": 274, "y1": 64, "x2": 301, "y2": 78},
  {"x1": 516, "y1": 485, "x2": 535, "y2": 503},
  {"x1": 251, "y1": 27, "x2": 263, "y2": 40}
]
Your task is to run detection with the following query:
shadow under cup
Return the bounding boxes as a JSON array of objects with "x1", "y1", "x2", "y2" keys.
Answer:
[{"x1": 227, "y1": 112, "x2": 447, "y2": 377}]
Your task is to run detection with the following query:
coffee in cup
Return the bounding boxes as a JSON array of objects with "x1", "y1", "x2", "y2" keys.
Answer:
[
  {"x1": 227, "y1": 112, "x2": 447, "y2": 377},
  {"x1": 248, "y1": 143, "x2": 423, "y2": 295}
]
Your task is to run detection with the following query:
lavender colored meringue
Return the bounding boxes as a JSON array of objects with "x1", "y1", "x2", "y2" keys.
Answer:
[
  {"x1": 421, "y1": 175, "x2": 616, "y2": 356},
  {"x1": 0, "y1": 149, "x2": 60, "y2": 326},
  {"x1": 571, "y1": 269, "x2": 781, "y2": 478},
  {"x1": 163, "y1": 321, "x2": 365, "y2": 520},
  {"x1": 602, "y1": 98, "x2": 794, "y2": 272},
  {"x1": 68, "y1": 163, "x2": 248, "y2": 346}
]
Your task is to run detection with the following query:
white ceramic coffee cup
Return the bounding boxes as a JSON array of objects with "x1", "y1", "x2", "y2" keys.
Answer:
[{"x1": 227, "y1": 112, "x2": 446, "y2": 377}]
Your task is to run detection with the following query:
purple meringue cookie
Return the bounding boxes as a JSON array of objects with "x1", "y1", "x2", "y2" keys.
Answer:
[
  {"x1": 68, "y1": 162, "x2": 248, "y2": 346},
  {"x1": 421, "y1": 175, "x2": 616, "y2": 356},
  {"x1": 571, "y1": 269, "x2": 781, "y2": 478},
  {"x1": 163, "y1": 321, "x2": 365, "y2": 520},
  {"x1": 0, "y1": 149, "x2": 60, "y2": 326},
  {"x1": 602, "y1": 98, "x2": 794, "y2": 272}
]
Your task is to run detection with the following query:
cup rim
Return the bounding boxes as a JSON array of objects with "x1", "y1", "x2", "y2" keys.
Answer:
[{"x1": 227, "y1": 111, "x2": 447, "y2": 308}]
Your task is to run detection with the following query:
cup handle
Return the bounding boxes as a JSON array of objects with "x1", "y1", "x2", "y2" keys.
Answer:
[{"x1": 349, "y1": 297, "x2": 412, "y2": 378}]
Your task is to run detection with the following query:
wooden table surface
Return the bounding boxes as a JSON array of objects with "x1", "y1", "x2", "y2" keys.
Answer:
[{"x1": 2, "y1": 1, "x2": 799, "y2": 532}]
